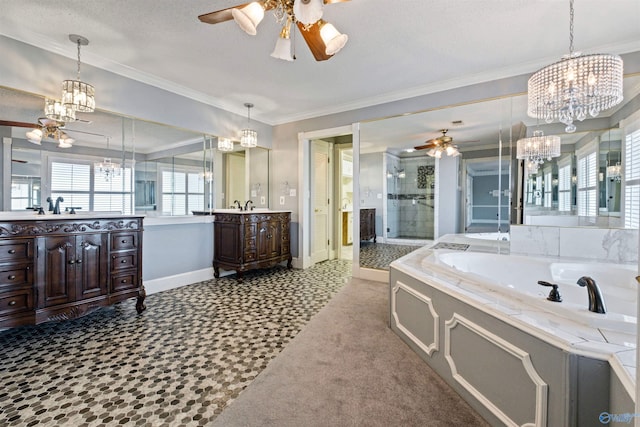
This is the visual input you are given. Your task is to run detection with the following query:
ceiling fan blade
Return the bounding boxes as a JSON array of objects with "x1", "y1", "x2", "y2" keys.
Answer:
[
  {"x1": 11, "y1": 159, "x2": 27, "y2": 163},
  {"x1": 296, "y1": 21, "x2": 333, "y2": 62},
  {"x1": 198, "y1": 5, "x2": 242, "y2": 25},
  {"x1": 414, "y1": 143, "x2": 437, "y2": 151},
  {"x1": 62, "y1": 128, "x2": 106, "y2": 137},
  {"x1": 0, "y1": 120, "x2": 37, "y2": 128},
  {"x1": 198, "y1": 1, "x2": 278, "y2": 25},
  {"x1": 324, "y1": 0, "x2": 350, "y2": 3}
]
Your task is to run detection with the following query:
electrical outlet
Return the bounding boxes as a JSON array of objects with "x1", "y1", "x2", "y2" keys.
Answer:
[
  {"x1": 289, "y1": 189, "x2": 296, "y2": 197},
  {"x1": 260, "y1": 196, "x2": 266, "y2": 205},
  {"x1": 279, "y1": 196, "x2": 285, "y2": 205}
]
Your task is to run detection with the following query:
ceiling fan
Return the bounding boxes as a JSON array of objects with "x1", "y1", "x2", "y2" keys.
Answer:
[
  {"x1": 198, "y1": 0, "x2": 351, "y2": 62},
  {"x1": 414, "y1": 129, "x2": 464, "y2": 158},
  {"x1": 0, "y1": 118, "x2": 102, "y2": 148}
]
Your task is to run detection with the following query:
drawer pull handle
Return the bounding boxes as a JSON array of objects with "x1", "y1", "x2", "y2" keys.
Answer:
[
  {"x1": 121, "y1": 259, "x2": 127, "y2": 263},
  {"x1": 121, "y1": 240, "x2": 127, "y2": 243},
  {"x1": 69, "y1": 260, "x2": 75, "y2": 264},
  {"x1": 121, "y1": 279, "x2": 127, "y2": 283},
  {"x1": 76, "y1": 260, "x2": 82, "y2": 264},
  {"x1": 8, "y1": 300, "x2": 16, "y2": 306},
  {"x1": 8, "y1": 275, "x2": 15, "y2": 280},
  {"x1": 8, "y1": 249, "x2": 15, "y2": 254}
]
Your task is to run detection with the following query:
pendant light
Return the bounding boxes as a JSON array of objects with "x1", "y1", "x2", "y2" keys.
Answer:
[{"x1": 240, "y1": 103, "x2": 258, "y2": 148}]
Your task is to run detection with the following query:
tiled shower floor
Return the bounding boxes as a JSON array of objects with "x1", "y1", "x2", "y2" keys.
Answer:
[{"x1": 0, "y1": 260, "x2": 351, "y2": 426}]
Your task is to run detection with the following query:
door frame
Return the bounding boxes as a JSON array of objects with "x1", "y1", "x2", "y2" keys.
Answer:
[{"x1": 297, "y1": 125, "x2": 353, "y2": 270}]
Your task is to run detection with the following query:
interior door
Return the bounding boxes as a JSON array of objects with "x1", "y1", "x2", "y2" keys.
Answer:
[{"x1": 311, "y1": 140, "x2": 330, "y2": 263}]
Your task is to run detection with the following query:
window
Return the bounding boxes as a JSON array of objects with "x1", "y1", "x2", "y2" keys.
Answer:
[
  {"x1": 50, "y1": 159, "x2": 132, "y2": 214},
  {"x1": 161, "y1": 168, "x2": 205, "y2": 215},
  {"x1": 624, "y1": 126, "x2": 640, "y2": 228},
  {"x1": 557, "y1": 163, "x2": 571, "y2": 212},
  {"x1": 576, "y1": 147, "x2": 597, "y2": 217}
]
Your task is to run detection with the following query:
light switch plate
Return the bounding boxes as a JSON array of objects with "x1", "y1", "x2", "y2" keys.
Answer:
[
  {"x1": 289, "y1": 189, "x2": 296, "y2": 197},
  {"x1": 280, "y1": 196, "x2": 285, "y2": 205},
  {"x1": 260, "y1": 196, "x2": 266, "y2": 205}
]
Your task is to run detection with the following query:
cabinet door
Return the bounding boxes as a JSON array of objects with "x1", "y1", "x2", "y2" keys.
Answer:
[
  {"x1": 257, "y1": 219, "x2": 279, "y2": 260},
  {"x1": 39, "y1": 236, "x2": 75, "y2": 307},
  {"x1": 76, "y1": 233, "x2": 108, "y2": 300},
  {"x1": 215, "y1": 222, "x2": 242, "y2": 264}
]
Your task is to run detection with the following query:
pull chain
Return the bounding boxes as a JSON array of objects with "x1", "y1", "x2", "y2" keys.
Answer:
[
  {"x1": 569, "y1": 0, "x2": 574, "y2": 55},
  {"x1": 76, "y1": 39, "x2": 82, "y2": 80}
]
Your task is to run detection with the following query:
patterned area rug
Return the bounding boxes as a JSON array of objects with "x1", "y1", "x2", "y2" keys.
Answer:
[
  {"x1": 0, "y1": 260, "x2": 351, "y2": 427},
  {"x1": 359, "y1": 242, "x2": 423, "y2": 270}
]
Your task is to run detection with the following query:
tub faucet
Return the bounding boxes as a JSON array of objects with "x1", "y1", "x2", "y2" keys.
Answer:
[
  {"x1": 577, "y1": 276, "x2": 606, "y2": 314},
  {"x1": 244, "y1": 200, "x2": 254, "y2": 211},
  {"x1": 53, "y1": 197, "x2": 64, "y2": 215},
  {"x1": 233, "y1": 200, "x2": 243, "y2": 211}
]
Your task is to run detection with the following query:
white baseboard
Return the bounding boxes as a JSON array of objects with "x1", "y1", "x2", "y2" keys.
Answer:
[{"x1": 143, "y1": 267, "x2": 216, "y2": 295}]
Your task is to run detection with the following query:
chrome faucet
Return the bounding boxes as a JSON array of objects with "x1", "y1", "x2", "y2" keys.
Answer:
[
  {"x1": 244, "y1": 200, "x2": 254, "y2": 211},
  {"x1": 233, "y1": 200, "x2": 243, "y2": 211},
  {"x1": 52, "y1": 197, "x2": 64, "y2": 215},
  {"x1": 577, "y1": 276, "x2": 606, "y2": 314}
]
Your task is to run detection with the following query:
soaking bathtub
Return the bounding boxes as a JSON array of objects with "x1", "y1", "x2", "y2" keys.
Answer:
[{"x1": 389, "y1": 243, "x2": 637, "y2": 427}]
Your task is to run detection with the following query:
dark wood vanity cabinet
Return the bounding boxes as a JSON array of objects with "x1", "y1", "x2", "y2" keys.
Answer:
[
  {"x1": 0, "y1": 216, "x2": 145, "y2": 329},
  {"x1": 360, "y1": 208, "x2": 376, "y2": 242},
  {"x1": 213, "y1": 211, "x2": 292, "y2": 282}
]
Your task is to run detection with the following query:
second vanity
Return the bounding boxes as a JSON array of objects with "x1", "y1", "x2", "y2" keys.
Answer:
[{"x1": 213, "y1": 210, "x2": 292, "y2": 282}]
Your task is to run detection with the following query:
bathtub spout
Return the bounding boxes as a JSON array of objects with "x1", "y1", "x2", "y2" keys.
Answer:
[{"x1": 576, "y1": 276, "x2": 606, "y2": 314}]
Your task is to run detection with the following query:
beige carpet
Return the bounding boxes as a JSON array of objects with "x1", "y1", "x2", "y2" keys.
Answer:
[{"x1": 212, "y1": 277, "x2": 489, "y2": 427}]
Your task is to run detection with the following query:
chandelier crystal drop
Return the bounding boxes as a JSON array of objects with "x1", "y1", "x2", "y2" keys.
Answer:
[
  {"x1": 526, "y1": 0, "x2": 623, "y2": 133},
  {"x1": 94, "y1": 138, "x2": 121, "y2": 181},
  {"x1": 44, "y1": 98, "x2": 76, "y2": 123},
  {"x1": 516, "y1": 130, "x2": 561, "y2": 169},
  {"x1": 62, "y1": 34, "x2": 96, "y2": 113},
  {"x1": 217, "y1": 137, "x2": 234, "y2": 152},
  {"x1": 240, "y1": 103, "x2": 258, "y2": 148}
]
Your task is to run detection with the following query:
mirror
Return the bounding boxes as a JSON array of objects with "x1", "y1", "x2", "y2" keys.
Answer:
[
  {"x1": 359, "y1": 96, "x2": 516, "y2": 271},
  {"x1": 357, "y1": 74, "x2": 640, "y2": 271},
  {"x1": 0, "y1": 86, "x2": 271, "y2": 215}
]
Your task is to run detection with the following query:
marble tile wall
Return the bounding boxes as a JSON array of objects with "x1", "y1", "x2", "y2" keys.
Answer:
[{"x1": 510, "y1": 225, "x2": 639, "y2": 264}]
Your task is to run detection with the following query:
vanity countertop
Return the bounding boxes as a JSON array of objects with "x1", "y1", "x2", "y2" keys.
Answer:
[{"x1": 0, "y1": 212, "x2": 143, "y2": 221}]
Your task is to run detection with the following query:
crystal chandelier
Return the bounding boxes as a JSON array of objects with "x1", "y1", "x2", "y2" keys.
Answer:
[
  {"x1": 527, "y1": 0, "x2": 623, "y2": 133},
  {"x1": 95, "y1": 137, "x2": 121, "y2": 181},
  {"x1": 218, "y1": 137, "x2": 234, "y2": 152},
  {"x1": 516, "y1": 130, "x2": 561, "y2": 170},
  {"x1": 607, "y1": 162, "x2": 622, "y2": 182},
  {"x1": 44, "y1": 98, "x2": 76, "y2": 123},
  {"x1": 62, "y1": 34, "x2": 96, "y2": 113},
  {"x1": 240, "y1": 103, "x2": 258, "y2": 148}
]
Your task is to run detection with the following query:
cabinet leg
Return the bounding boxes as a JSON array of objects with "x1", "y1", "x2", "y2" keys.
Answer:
[
  {"x1": 214, "y1": 265, "x2": 220, "y2": 279},
  {"x1": 287, "y1": 255, "x2": 292, "y2": 269},
  {"x1": 136, "y1": 285, "x2": 147, "y2": 314},
  {"x1": 373, "y1": 235, "x2": 377, "y2": 243},
  {"x1": 236, "y1": 271, "x2": 243, "y2": 283}
]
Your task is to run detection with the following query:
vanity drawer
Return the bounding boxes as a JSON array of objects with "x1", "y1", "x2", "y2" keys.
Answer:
[
  {"x1": 0, "y1": 264, "x2": 33, "y2": 289},
  {"x1": 111, "y1": 252, "x2": 138, "y2": 271},
  {"x1": 110, "y1": 272, "x2": 139, "y2": 293},
  {"x1": 0, "y1": 239, "x2": 34, "y2": 263},
  {"x1": 0, "y1": 288, "x2": 34, "y2": 317},
  {"x1": 111, "y1": 232, "x2": 138, "y2": 251}
]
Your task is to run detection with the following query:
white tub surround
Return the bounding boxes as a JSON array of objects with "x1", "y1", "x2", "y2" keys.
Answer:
[
  {"x1": 390, "y1": 235, "x2": 637, "y2": 427},
  {"x1": 510, "y1": 225, "x2": 639, "y2": 264}
]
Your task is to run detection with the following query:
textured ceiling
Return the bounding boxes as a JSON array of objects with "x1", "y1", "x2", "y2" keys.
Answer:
[{"x1": 1, "y1": 0, "x2": 639, "y2": 127}]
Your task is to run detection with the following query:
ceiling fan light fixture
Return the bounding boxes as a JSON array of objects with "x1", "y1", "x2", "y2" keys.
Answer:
[
  {"x1": 25, "y1": 128, "x2": 43, "y2": 145},
  {"x1": 271, "y1": 20, "x2": 294, "y2": 61},
  {"x1": 293, "y1": 0, "x2": 324, "y2": 26},
  {"x1": 319, "y1": 21, "x2": 348, "y2": 55},
  {"x1": 218, "y1": 137, "x2": 234, "y2": 152},
  {"x1": 232, "y1": 2, "x2": 265, "y2": 35},
  {"x1": 57, "y1": 132, "x2": 75, "y2": 148},
  {"x1": 44, "y1": 98, "x2": 76, "y2": 123}
]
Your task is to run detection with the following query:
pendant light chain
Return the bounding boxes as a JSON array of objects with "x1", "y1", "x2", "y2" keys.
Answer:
[
  {"x1": 76, "y1": 38, "x2": 82, "y2": 80},
  {"x1": 569, "y1": 0, "x2": 574, "y2": 56}
]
